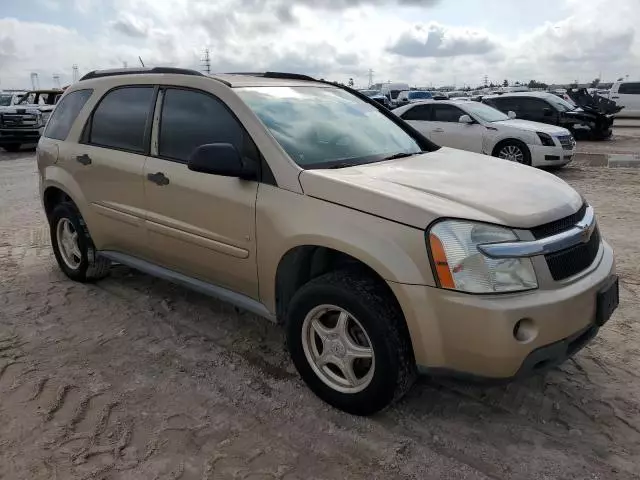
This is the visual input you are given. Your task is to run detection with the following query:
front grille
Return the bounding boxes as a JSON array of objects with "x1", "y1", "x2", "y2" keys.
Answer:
[
  {"x1": 530, "y1": 203, "x2": 587, "y2": 239},
  {"x1": 545, "y1": 227, "x2": 601, "y2": 281},
  {"x1": 557, "y1": 135, "x2": 575, "y2": 150},
  {"x1": 0, "y1": 113, "x2": 38, "y2": 128}
]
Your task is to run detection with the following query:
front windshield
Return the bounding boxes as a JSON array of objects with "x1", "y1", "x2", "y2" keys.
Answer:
[
  {"x1": 0, "y1": 95, "x2": 12, "y2": 106},
  {"x1": 546, "y1": 94, "x2": 575, "y2": 112},
  {"x1": 461, "y1": 102, "x2": 509, "y2": 122},
  {"x1": 236, "y1": 86, "x2": 423, "y2": 168},
  {"x1": 408, "y1": 91, "x2": 431, "y2": 99}
]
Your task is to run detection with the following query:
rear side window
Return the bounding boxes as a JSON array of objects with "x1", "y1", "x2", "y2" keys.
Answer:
[
  {"x1": 158, "y1": 88, "x2": 244, "y2": 162},
  {"x1": 88, "y1": 87, "x2": 154, "y2": 153},
  {"x1": 401, "y1": 104, "x2": 432, "y2": 121},
  {"x1": 619, "y1": 82, "x2": 640, "y2": 94},
  {"x1": 44, "y1": 89, "x2": 93, "y2": 141}
]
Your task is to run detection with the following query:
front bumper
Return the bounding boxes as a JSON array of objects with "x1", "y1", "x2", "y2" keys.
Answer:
[
  {"x1": 0, "y1": 128, "x2": 43, "y2": 145},
  {"x1": 529, "y1": 144, "x2": 575, "y2": 167},
  {"x1": 389, "y1": 241, "x2": 616, "y2": 379}
]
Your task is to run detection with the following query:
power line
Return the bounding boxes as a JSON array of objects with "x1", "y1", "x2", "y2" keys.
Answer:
[{"x1": 202, "y1": 48, "x2": 211, "y2": 75}]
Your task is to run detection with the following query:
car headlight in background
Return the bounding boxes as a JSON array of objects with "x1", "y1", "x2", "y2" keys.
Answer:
[
  {"x1": 428, "y1": 220, "x2": 538, "y2": 293},
  {"x1": 536, "y1": 132, "x2": 556, "y2": 147}
]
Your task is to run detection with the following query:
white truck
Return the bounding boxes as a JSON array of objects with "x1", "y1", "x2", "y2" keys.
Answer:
[{"x1": 608, "y1": 81, "x2": 640, "y2": 117}]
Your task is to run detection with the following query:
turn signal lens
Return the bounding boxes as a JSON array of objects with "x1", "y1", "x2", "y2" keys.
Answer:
[{"x1": 429, "y1": 232, "x2": 455, "y2": 289}]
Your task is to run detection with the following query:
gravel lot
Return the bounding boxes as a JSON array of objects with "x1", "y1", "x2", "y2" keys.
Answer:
[{"x1": 1, "y1": 146, "x2": 640, "y2": 480}]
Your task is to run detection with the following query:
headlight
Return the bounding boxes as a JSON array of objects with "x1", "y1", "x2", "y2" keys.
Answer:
[
  {"x1": 537, "y1": 132, "x2": 555, "y2": 146},
  {"x1": 428, "y1": 220, "x2": 538, "y2": 293}
]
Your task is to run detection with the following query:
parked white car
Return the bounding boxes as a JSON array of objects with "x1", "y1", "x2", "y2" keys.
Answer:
[
  {"x1": 393, "y1": 100, "x2": 576, "y2": 168},
  {"x1": 608, "y1": 81, "x2": 640, "y2": 117}
]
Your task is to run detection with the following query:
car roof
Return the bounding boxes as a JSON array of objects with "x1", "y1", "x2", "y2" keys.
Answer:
[
  {"x1": 77, "y1": 68, "x2": 332, "y2": 89},
  {"x1": 483, "y1": 91, "x2": 553, "y2": 99}
]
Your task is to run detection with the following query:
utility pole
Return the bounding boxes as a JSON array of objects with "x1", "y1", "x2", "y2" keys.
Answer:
[
  {"x1": 72, "y1": 64, "x2": 79, "y2": 83},
  {"x1": 53, "y1": 74, "x2": 61, "y2": 89},
  {"x1": 201, "y1": 48, "x2": 211, "y2": 75},
  {"x1": 367, "y1": 69, "x2": 374, "y2": 88},
  {"x1": 483, "y1": 75, "x2": 488, "y2": 88}
]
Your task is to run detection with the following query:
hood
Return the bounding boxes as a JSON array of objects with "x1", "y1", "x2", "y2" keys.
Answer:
[
  {"x1": 2, "y1": 105, "x2": 42, "y2": 115},
  {"x1": 299, "y1": 148, "x2": 583, "y2": 230},
  {"x1": 493, "y1": 119, "x2": 571, "y2": 136}
]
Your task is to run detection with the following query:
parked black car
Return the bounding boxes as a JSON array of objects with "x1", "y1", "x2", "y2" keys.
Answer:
[
  {"x1": 358, "y1": 89, "x2": 391, "y2": 109},
  {"x1": 482, "y1": 92, "x2": 614, "y2": 140}
]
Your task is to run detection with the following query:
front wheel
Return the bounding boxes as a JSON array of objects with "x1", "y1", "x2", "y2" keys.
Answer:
[
  {"x1": 286, "y1": 270, "x2": 416, "y2": 415},
  {"x1": 493, "y1": 140, "x2": 531, "y2": 166},
  {"x1": 2, "y1": 144, "x2": 21, "y2": 152}
]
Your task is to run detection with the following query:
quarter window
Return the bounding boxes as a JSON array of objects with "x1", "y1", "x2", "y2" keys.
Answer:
[
  {"x1": 88, "y1": 87, "x2": 154, "y2": 153},
  {"x1": 158, "y1": 88, "x2": 245, "y2": 162},
  {"x1": 44, "y1": 89, "x2": 93, "y2": 141}
]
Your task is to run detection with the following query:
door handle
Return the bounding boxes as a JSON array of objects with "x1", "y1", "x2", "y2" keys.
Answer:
[
  {"x1": 76, "y1": 154, "x2": 92, "y2": 165},
  {"x1": 432, "y1": 128, "x2": 445, "y2": 133},
  {"x1": 612, "y1": 96, "x2": 620, "y2": 99},
  {"x1": 147, "y1": 172, "x2": 170, "y2": 186}
]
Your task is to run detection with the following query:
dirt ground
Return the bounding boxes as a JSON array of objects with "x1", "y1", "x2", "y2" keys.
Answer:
[{"x1": 1, "y1": 146, "x2": 640, "y2": 480}]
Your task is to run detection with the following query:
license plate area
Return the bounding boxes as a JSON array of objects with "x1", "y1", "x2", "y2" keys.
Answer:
[{"x1": 596, "y1": 275, "x2": 619, "y2": 326}]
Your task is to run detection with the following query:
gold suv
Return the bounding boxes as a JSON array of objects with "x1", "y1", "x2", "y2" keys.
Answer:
[{"x1": 38, "y1": 68, "x2": 619, "y2": 415}]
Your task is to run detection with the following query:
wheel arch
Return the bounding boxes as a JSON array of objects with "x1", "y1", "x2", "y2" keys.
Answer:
[
  {"x1": 491, "y1": 137, "x2": 531, "y2": 158},
  {"x1": 41, "y1": 167, "x2": 90, "y2": 221}
]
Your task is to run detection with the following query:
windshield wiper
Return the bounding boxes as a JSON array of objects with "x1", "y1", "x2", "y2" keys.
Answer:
[{"x1": 383, "y1": 152, "x2": 421, "y2": 161}]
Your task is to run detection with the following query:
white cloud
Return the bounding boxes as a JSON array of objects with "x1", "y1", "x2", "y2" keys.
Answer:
[{"x1": 0, "y1": 0, "x2": 638, "y2": 90}]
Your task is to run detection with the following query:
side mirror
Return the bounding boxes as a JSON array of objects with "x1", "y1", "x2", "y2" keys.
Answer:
[
  {"x1": 187, "y1": 143, "x2": 257, "y2": 180},
  {"x1": 507, "y1": 110, "x2": 517, "y2": 119},
  {"x1": 543, "y1": 108, "x2": 554, "y2": 117},
  {"x1": 458, "y1": 114, "x2": 473, "y2": 124}
]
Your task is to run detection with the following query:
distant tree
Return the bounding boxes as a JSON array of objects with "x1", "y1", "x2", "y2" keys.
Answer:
[
  {"x1": 528, "y1": 79, "x2": 549, "y2": 89},
  {"x1": 489, "y1": 82, "x2": 496, "y2": 88},
  {"x1": 617, "y1": 77, "x2": 624, "y2": 81},
  {"x1": 503, "y1": 79, "x2": 509, "y2": 87},
  {"x1": 514, "y1": 81, "x2": 521, "y2": 86},
  {"x1": 590, "y1": 78, "x2": 600, "y2": 88},
  {"x1": 348, "y1": 78, "x2": 354, "y2": 87}
]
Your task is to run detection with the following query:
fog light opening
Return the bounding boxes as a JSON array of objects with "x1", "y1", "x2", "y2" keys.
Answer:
[{"x1": 513, "y1": 318, "x2": 537, "y2": 343}]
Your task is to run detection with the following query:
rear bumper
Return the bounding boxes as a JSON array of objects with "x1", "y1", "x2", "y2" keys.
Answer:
[
  {"x1": 0, "y1": 128, "x2": 43, "y2": 144},
  {"x1": 529, "y1": 144, "x2": 574, "y2": 167},
  {"x1": 389, "y1": 242, "x2": 616, "y2": 379}
]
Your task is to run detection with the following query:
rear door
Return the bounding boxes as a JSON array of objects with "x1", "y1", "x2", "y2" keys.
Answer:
[
  {"x1": 72, "y1": 85, "x2": 156, "y2": 257},
  {"x1": 143, "y1": 86, "x2": 260, "y2": 298},
  {"x1": 400, "y1": 104, "x2": 433, "y2": 138}
]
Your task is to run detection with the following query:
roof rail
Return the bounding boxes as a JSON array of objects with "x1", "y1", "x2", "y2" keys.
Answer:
[
  {"x1": 223, "y1": 72, "x2": 317, "y2": 82},
  {"x1": 79, "y1": 67, "x2": 205, "y2": 81}
]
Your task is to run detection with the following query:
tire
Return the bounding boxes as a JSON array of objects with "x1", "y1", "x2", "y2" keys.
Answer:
[
  {"x1": 285, "y1": 270, "x2": 416, "y2": 415},
  {"x1": 2, "y1": 144, "x2": 21, "y2": 152},
  {"x1": 49, "y1": 201, "x2": 111, "y2": 282},
  {"x1": 492, "y1": 139, "x2": 531, "y2": 166}
]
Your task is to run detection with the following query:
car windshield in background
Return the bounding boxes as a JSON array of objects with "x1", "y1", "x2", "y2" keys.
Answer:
[
  {"x1": 462, "y1": 102, "x2": 509, "y2": 122},
  {"x1": 360, "y1": 90, "x2": 380, "y2": 97},
  {"x1": 408, "y1": 91, "x2": 431, "y2": 99},
  {"x1": 236, "y1": 86, "x2": 422, "y2": 169},
  {"x1": 0, "y1": 95, "x2": 12, "y2": 106},
  {"x1": 546, "y1": 95, "x2": 575, "y2": 112}
]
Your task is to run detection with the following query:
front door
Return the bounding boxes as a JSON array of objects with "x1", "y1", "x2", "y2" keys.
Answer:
[
  {"x1": 143, "y1": 87, "x2": 260, "y2": 299},
  {"x1": 429, "y1": 104, "x2": 484, "y2": 153}
]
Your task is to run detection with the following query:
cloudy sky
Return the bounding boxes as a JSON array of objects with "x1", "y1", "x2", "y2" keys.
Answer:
[{"x1": 1, "y1": 0, "x2": 638, "y2": 89}]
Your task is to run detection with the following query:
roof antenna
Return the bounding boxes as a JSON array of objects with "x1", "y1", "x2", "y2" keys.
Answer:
[{"x1": 138, "y1": 56, "x2": 145, "y2": 67}]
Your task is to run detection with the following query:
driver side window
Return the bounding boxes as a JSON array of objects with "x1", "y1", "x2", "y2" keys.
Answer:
[
  {"x1": 432, "y1": 104, "x2": 465, "y2": 122},
  {"x1": 158, "y1": 88, "x2": 246, "y2": 163}
]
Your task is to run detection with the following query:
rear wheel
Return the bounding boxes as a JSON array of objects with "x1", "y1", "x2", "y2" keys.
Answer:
[
  {"x1": 493, "y1": 140, "x2": 531, "y2": 165},
  {"x1": 50, "y1": 202, "x2": 111, "y2": 282},
  {"x1": 2, "y1": 144, "x2": 21, "y2": 152},
  {"x1": 286, "y1": 270, "x2": 416, "y2": 415}
]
